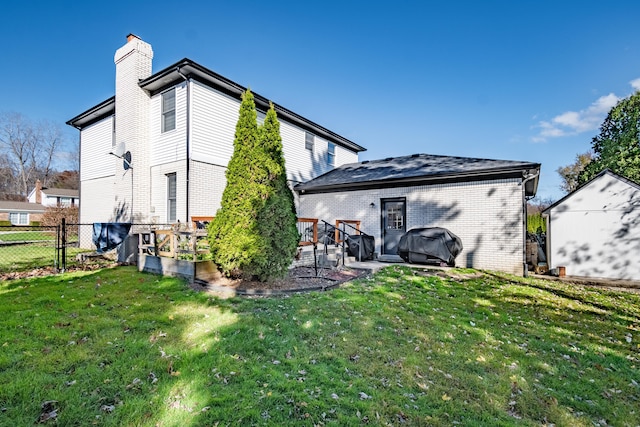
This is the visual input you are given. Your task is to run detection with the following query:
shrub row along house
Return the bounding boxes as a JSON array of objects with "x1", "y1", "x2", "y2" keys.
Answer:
[{"x1": 67, "y1": 34, "x2": 540, "y2": 276}]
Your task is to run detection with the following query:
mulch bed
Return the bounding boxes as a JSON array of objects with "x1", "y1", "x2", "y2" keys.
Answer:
[{"x1": 193, "y1": 266, "x2": 370, "y2": 296}]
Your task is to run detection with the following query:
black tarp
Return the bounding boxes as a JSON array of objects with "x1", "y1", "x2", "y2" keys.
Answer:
[
  {"x1": 397, "y1": 227, "x2": 463, "y2": 266},
  {"x1": 92, "y1": 223, "x2": 132, "y2": 253},
  {"x1": 346, "y1": 234, "x2": 375, "y2": 261}
]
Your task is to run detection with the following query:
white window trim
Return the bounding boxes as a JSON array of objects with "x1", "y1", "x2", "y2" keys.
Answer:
[
  {"x1": 162, "y1": 88, "x2": 176, "y2": 133},
  {"x1": 167, "y1": 173, "x2": 177, "y2": 222},
  {"x1": 9, "y1": 212, "x2": 29, "y2": 225},
  {"x1": 305, "y1": 132, "x2": 314, "y2": 151},
  {"x1": 327, "y1": 142, "x2": 336, "y2": 166}
]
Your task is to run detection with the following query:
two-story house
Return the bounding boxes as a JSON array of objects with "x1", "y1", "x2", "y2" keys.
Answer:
[
  {"x1": 68, "y1": 34, "x2": 540, "y2": 275},
  {"x1": 67, "y1": 34, "x2": 364, "y2": 232},
  {"x1": 27, "y1": 180, "x2": 79, "y2": 207}
]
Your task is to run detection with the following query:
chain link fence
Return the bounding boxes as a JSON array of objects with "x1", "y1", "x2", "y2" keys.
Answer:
[
  {"x1": 0, "y1": 222, "x2": 177, "y2": 275},
  {"x1": 0, "y1": 225, "x2": 61, "y2": 274}
]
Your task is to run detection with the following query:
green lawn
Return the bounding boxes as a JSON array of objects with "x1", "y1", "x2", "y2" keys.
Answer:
[{"x1": 0, "y1": 266, "x2": 638, "y2": 426}]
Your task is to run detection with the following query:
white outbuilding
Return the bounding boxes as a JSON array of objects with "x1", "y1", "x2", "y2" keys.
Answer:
[{"x1": 542, "y1": 169, "x2": 640, "y2": 281}]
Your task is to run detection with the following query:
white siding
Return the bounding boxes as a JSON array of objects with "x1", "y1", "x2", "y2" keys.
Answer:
[
  {"x1": 190, "y1": 81, "x2": 238, "y2": 167},
  {"x1": 298, "y1": 178, "x2": 525, "y2": 275},
  {"x1": 79, "y1": 176, "x2": 116, "y2": 248},
  {"x1": 80, "y1": 117, "x2": 115, "y2": 181},
  {"x1": 189, "y1": 80, "x2": 360, "y2": 183},
  {"x1": 150, "y1": 82, "x2": 188, "y2": 166},
  {"x1": 546, "y1": 172, "x2": 640, "y2": 280}
]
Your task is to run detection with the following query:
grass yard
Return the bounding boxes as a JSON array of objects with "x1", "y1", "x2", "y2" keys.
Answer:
[{"x1": 0, "y1": 266, "x2": 639, "y2": 426}]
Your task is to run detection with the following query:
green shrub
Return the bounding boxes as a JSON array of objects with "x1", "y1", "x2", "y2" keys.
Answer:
[
  {"x1": 0, "y1": 220, "x2": 11, "y2": 226},
  {"x1": 527, "y1": 212, "x2": 546, "y2": 233},
  {"x1": 29, "y1": 221, "x2": 41, "y2": 226}
]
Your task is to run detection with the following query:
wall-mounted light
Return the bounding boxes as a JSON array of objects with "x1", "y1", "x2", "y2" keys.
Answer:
[{"x1": 370, "y1": 202, "x2": 375, "y2": 208}]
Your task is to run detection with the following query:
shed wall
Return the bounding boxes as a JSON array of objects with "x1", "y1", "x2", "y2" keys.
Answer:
[{"x1": 546, "y1": 173, "x2": 640, "y2": 280}]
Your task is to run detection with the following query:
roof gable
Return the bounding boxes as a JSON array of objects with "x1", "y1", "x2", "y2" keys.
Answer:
[
  {"x1": 295, "y1": 153, "x2": 540, "y2": 195},
  {"x1": 543, "y1": 169, "x2": 640, "y2": 215}
]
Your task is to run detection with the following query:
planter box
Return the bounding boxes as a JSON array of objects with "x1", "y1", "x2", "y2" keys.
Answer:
[{"x1": 138, "y1": 254, "x2": 221, "y2": 283}]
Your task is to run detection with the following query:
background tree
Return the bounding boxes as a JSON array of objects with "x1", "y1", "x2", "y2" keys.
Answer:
[
  {"x1": 208, "y1": 90, "x2": 269, "y2": 278},
  {"x1": 556, "y1": 151, "x2": 593, "y2": 193},
  {"x1": 578, "y1": 92, "x2": 640, "y2": 184},
  {"x1": 0, "y1": 112, "x2": 71, "y2": 197},
  {"x1": 254, "y1": 104, "x2": 300, "y2": 280}
]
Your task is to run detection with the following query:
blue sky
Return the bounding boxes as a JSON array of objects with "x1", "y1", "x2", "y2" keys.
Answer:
[{"x1": 3, "y1": 1, "x2": 640, "y2": 201}]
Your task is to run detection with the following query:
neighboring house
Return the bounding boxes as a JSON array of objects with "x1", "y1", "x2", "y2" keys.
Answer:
[
  {"x1": 27, "y1": 180, "x2": 79, "y2": 207},
  {"x1": 542, "y1": 169, "x2": 640, "y2": 281},
  {"x1": 0, "y1": 201, "x2": 45, "y2": 225},
  {"x1": 296, "y1": 154, "x2": 540, "y2": 275},
  {"x1": 67, "y1": 34, "x2": 364, "y2": 233}
]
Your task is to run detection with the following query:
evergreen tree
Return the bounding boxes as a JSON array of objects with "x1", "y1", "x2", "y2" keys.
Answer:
[
  {"x1": 208, "y1": 93, "x2": 299, "y2": 280},
  {"x1": 579, "y1": 92, "x2": 640, "y2": 184},
  {"x1": 254, "y1": 104, "x2": 300, "y2": 280},
  {"x1": 208, "y1": 89, "x2": 268, "y2": 277}
]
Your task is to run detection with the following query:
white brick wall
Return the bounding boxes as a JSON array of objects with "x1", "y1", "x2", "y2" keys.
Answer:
[
  {"x1": 188, "y1": 160, "x2": 227, "y2": 219},
  {"x1": 114, "y1": 36, "x2": 153, "y2": 223},
  {"x1": 297, "y1": 178, "x2": 525, "y2": 275}
]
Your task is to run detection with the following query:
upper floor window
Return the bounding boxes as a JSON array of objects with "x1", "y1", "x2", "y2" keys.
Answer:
[
  {"x1": 327, "y1": 142, "x2": 336, "y2": 166},
  {"x1": 162, "y1": 88, "x2": 176, "y2": 133},
  {"x1": 305, "y1": 132, "x2": 314, "y2": 151}
]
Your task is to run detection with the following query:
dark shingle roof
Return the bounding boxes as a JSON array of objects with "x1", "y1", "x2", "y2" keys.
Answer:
[
  {"x1": 295, "y1": 153, "x2": 540, "y2": 196},
  {"x1": 42, "y1": 188, "x2": 79, "y2": 198}
]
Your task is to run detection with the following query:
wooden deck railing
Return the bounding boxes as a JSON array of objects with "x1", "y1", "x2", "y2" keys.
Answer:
[{"x1": 297, "y1": 218, "x2": 318, "y2": 246}]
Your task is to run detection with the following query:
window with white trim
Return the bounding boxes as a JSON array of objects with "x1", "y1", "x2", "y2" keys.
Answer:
[
  {"x1": 327, "y1": 142, "x2": 336, "y2": 166},
  {"x1": 167, "y1": 173, "x2": 177, "y2": 222},
  {"x1": 162, "y1": 88, "x2": 176, "y2": 133},
  {"x1": 305, "y1": 132, "x2": 314, "y2": 151},
  {"x1": 9, "y1": 212, "x2": 28, "y2": 225}
]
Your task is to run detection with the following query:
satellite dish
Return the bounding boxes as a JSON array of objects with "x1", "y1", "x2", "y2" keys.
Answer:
[
  {"x1": 123, "y1": 151, "x2": 132, "y2": 170},
  {"x1": 113, "y1": 142, "x2": 126, "y2": 158}
]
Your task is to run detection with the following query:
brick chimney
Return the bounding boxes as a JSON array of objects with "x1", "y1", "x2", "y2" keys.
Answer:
[
  {"x1": 35, "y1": 179, "x2": 42, "y2": 204},
  {"x1": 113, "y1": 34, "x2": 153, "y2": 222}
]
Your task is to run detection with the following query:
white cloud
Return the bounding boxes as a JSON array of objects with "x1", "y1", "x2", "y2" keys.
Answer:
[
  {"x1": 532, "y1": 93, "x2": 620, "y2": 142},
  {"x1": 631, "y1": 78, "x2": 640, "y2": 91}
]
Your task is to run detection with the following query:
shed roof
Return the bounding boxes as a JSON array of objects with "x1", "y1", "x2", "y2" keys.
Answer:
[
  {"x1": 295, "y1": 153, "x2": 540, "y2": 196},
  {"x1": 542, "y1": 169, "x2": 640, "y2": 215}
]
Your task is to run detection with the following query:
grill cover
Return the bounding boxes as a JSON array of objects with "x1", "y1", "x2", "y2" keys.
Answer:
[
  {"x1": 397, "y1": 227, "x2": 463, "y2": 266},
  {"x1": 346, "y1": 234, "x2": 375, "y2": 261}
]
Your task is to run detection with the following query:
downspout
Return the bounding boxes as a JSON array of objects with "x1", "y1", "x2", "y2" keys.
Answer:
[
  {"x1": 177, "y1": 68, "x2": 191, "y2": 224},
  {"x1": 521, "y1": 170, "x2": 539, "y2": 277}
]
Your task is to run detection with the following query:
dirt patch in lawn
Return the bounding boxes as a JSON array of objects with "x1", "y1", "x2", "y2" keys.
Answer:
[{"x1": 192, "y1": 266, "x2": 369, "y2": 296}]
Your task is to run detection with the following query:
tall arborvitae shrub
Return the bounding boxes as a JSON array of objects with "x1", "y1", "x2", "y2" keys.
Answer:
[
  {"x1": 208, "y1": 90, "x2": 269, "y2": 277},
  {"x1": 254, "y1": 104, "x2": 300, "y2": 280}
]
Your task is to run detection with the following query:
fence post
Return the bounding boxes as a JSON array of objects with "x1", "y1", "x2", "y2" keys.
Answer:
[
  {"x1": 55, "y1": 223, "x2": 60, "y2": 272},
  {"x1": 61, "y1": 217, "x2": 67, "y2": 272}
]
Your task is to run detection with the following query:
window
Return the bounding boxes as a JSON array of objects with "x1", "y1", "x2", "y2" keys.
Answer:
[
  {"x1": 327, "y1": 142, "x2": 335, "y2": 166},
  {"x1": 167, "y1": 173, "x2": 177, "y2": 222},
  {"x1": 162, "y1": 88, "x2": 176, "y2": 133},
  {"x1": 305, "y1": 132, "x2": 314, "y2": 151},
  {"x1": 9, "y1": 212, "x2": 28, "y2": 225},
  {"x1": 60, "y1": 197, "x2": 72, "y2": 207}
]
